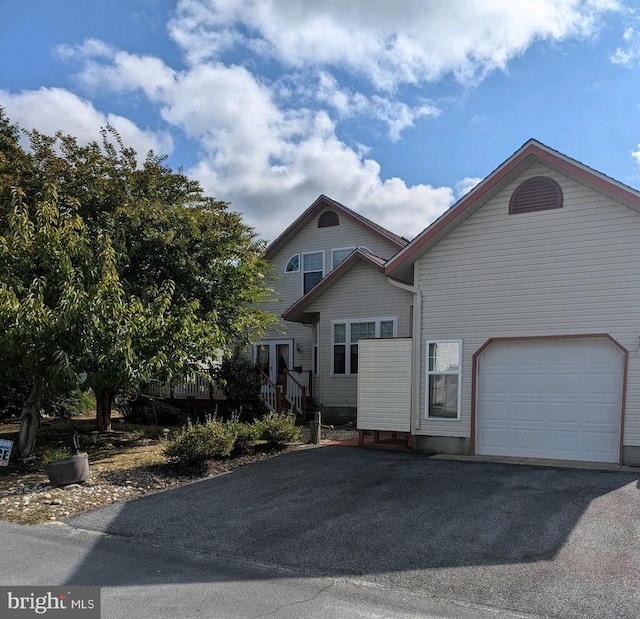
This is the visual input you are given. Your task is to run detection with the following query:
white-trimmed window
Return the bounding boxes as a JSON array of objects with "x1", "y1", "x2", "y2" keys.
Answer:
[
  {"x1": 332, "y1": 247, "x2": 355, "y2": 269},
  {"x1": 285, "y1": 253, "x2": 299, "y2": 273},
  {"x1": 302, "y1": 251, "x2": 324, "y2": 294},
  {"x1": 333, "y1": 318, "x2": 396, "y2": 375},
  {"x1": 426, "y1": 340, "x2": 462, "y2": 419}
]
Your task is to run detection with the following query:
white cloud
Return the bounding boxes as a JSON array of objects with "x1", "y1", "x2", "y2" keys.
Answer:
[
  {"x1": 611, "y1": 26, "x2": 640, "y2": 67},
  {"x1": 169, "y1": 0, "x2": 619, "y2": 90},
  {"x1": 0, "y1": 87, "x2": 173, "y2": 161},
  {"x1": 355, "y1": 178, "x2": 454, "y2": 240},
  {"x1": 5, "y1": 0, "x2": 621, "y2": 242},
  {"x1": 455, "y1": 177, "x2": 483, "y2": 199},
  {"x1": 58, "y1": 44, "x2": 451, "y2": 239},
  {"x1": 312, "y1": 72, "x2": 439, "y2": 141},
  {"x1": 54, "y1": 38, "x2": 115, "y2": 62},
  {"x1": 187, "y1": 103, "x2": 453, "y2": 240}
]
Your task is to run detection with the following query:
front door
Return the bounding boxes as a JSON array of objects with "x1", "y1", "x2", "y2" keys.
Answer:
[{"x1": 255, "y1": 340, "x2": 293, "y2": 385}]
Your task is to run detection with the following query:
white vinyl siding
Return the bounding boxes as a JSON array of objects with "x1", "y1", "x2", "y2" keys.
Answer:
[
  {"x1": 304, "y1": 262, "x2": 413, "y2": 409},
  {"x1": 416, "y1": 163, "x2": 640, "y2": 448},
  {"x1": 358, "y1": 338, "x2": 412, "y2": 432},
  {"x1": 262, "y1": 210, "x2": 405, "y2": 381}
]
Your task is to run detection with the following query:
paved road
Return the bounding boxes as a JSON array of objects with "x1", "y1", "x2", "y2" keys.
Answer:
[
  {"x1": 4, "y1": 446, "x2": 640, "y2": 618},
  {"x1": 2, "y1": 520, "x2": 539, "y2": 618}
]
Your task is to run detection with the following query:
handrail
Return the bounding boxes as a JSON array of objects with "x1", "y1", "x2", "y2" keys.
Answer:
[
  {"x1": 259, "y1": 370, "x2": 283, "y2": 413},
  {"x1": 283, "y1": 369, "x2": 307, "y2": 417}
]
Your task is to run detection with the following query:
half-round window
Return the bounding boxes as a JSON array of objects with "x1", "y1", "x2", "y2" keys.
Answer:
[
  {"x1": 318, "y1": 210, "x2": 339, "y2": 228},
  {"x1": 509, "y1": 176, "x2": 563, "y2": 215},
  {"x1": 285, "y1": 254, "x2": 299, "y2": 273}
]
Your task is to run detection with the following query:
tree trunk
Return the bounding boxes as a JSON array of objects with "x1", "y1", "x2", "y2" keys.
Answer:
[
  {"x1": 17, "y1": 379, "x2": 44, "y2": 459},
  {"x1": 95, "y1": 387, "x2": 114, "y2": 432}
]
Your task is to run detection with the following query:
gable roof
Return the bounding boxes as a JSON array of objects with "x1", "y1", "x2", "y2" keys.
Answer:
[
  {"x1": 282, "y1": 248, "x2": 386, "y2": 323},
  {"x1": 265, "y1": 194, "x2": 408, "y2": 259},
  {"x1": 385, "y1": 139, "x2": 640, "y2": 282}
]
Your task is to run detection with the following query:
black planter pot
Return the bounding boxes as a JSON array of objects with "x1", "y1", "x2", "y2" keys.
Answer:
[{"x1": 45, "y1": 453, "x2": 90, "y2": 486}]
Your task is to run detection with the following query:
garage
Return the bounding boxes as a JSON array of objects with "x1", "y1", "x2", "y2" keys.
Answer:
[{"x1": 476, "y1": 338, "x2": 625, "y2": 463}]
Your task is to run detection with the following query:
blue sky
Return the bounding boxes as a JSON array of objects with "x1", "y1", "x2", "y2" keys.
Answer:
[{"x1": 2, "y1": 0, "x2": 640, "y2": 241}]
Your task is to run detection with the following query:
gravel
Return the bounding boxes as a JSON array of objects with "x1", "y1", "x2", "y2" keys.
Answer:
[{"x1": 0, "y1": 427, "x2": 357, "y2": 524}]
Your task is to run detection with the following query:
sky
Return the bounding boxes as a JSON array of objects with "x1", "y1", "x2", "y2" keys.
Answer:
[{"x1": 1, "y1": 0, "x2": 640, "y2": 243}]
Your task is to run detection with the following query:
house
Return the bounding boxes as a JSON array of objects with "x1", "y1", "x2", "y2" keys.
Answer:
[
  {"x1": 361, "y1": 138, "x2": 640, "y2": 466},
  {"x1": 257, "y1": 194, "x2": 410, "y2": 419}
]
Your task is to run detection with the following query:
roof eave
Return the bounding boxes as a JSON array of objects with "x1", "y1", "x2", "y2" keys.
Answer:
[{"x1": 265, "y1": 194, "x2": 407, "y2": 259}]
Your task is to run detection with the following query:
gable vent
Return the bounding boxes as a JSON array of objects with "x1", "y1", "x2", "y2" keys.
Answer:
[
  {"x1": 509, "y1": 176, "x2": 563, "y2": 215},
  {"x1": 318, "y1": 209, "x2": 339, "y2": 227}
]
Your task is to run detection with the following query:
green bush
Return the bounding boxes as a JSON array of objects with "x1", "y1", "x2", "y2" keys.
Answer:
[
  {"x1": 215, "y1": 357, "x2": 265, "y2": 417},
  {"x1": 256, "y1": 412, "x2": 300, "y2": 446},
  {"x1": 225, "y1": 419, "x2": 259, "y2": 455},
  {"x1": 0, "y1": 380, "x2": 94, "y2": 420},
  {"x1": 163, "y1": 417, "x2": 236, "y2": 468},
  {"x1": 47, "y1": 389, "x2": 95, "y2": 418}
]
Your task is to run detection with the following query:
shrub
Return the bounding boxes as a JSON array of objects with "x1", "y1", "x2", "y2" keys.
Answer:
[
  {"x1": 215, "y1": 357, "x2": 265, "y2": 417},
  {"x1": 225, "y1": 419, "x2": 259, "y2": 455},
  {"x1": 163, "y1": 417, "x2": 236, "y2": 468},
  {"x1": 256, "y1": 412, "x2": 300, "y2": 447},
  {"x1": 47, "y1": 389, "x2": 95, "y2": 418},
  {"x1": 0, "y1": 380, "x2": 94, "y2": 420}
]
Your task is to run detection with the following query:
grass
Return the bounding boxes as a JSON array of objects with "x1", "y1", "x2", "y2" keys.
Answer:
[{"x1": 0, "y1": 412, "x2": 169, "y2": 472}]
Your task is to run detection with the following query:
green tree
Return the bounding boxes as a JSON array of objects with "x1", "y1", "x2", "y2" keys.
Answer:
[
  {"x1": 0, "y1": 187, "x2": 95, "y2": 457},
  {"x1": 0, "y1": 109, "x2": 275, "y2": 437}
]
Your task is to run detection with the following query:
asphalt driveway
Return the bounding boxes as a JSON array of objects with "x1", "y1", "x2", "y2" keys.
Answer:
[{"x1": 66, "y1": 446, "x2": 640, "y2": 619}]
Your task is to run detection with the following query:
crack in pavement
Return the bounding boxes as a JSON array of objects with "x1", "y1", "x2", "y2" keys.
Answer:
[{"x1": 248, "y1": 582, "x2": 335, "y2": 618}]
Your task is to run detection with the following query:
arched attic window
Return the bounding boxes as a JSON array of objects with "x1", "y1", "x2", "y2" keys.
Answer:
[
  {"x1": 285, "y1": 254, "x2": 299, "y2": 273},
  {"x1": 509, "y1": 176, "x2": 563, "y2": 215},
  {"x1": 318, "y1": 210, "x2": 339, "y2": 228}
]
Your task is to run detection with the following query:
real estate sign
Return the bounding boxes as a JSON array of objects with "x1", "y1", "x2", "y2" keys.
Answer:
[{"x1": 0, "y1": 439, "x2": 13, "y2": 466}]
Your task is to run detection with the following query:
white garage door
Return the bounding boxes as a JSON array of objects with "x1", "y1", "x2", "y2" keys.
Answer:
[{"x1": 477, "y1": 338, "x2": 623, "y2": 463}]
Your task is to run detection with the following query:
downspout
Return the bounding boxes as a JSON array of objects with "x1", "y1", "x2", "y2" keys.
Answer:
[{"x1": 387, "y1": 267, "x2": 422, "y2": 435}]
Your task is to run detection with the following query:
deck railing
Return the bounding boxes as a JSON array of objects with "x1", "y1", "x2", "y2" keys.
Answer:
[{"x1": 148, "y1": 371, "x2": 224, "y2": 400}]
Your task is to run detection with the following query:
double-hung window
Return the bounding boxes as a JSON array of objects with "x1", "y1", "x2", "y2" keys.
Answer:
[
  {"x1": 426, "y1": 340, "x2": 462, "y2": 419},
  {"x1": 302, "y1": 251, "x2": 324, "y2": 294},
  {"x1": 333, "y1": 318, "x2": 396, "y2": 375}
]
